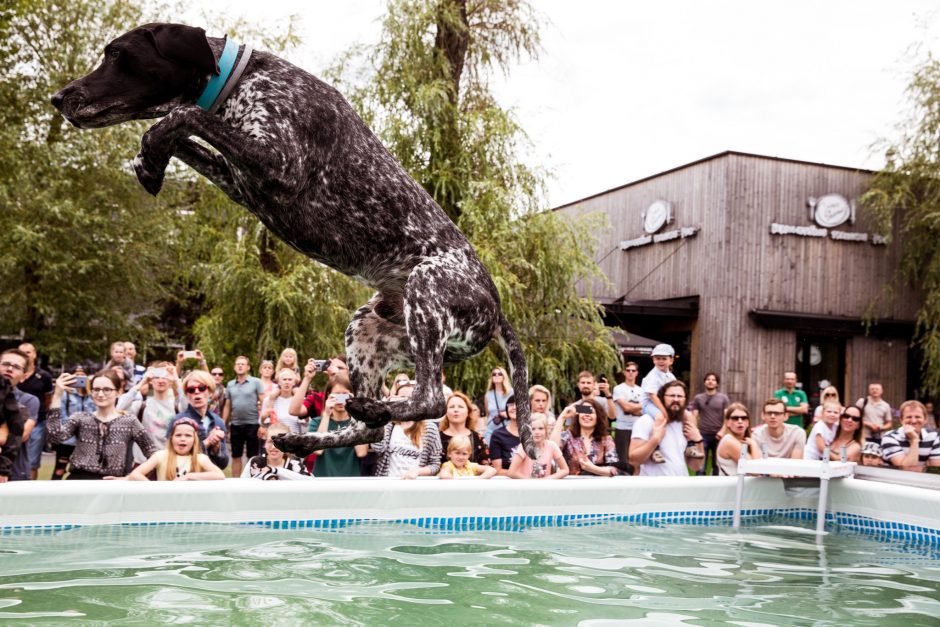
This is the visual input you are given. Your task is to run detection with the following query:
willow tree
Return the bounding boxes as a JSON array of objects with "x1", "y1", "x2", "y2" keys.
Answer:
[
  {"x1": 0, "y1": 0, "x2": 184, "y2": 363},
  {"x1": 333, "y1": 0, "x2": 619, "y2": 399},
  {"x1": 864, "y1": 55, "x2": 940, "y2": 396}
]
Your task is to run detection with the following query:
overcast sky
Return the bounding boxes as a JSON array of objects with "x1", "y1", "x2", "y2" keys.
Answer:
[{"x1": 189, "y1": 0, "x2": 939, "y2": 208}]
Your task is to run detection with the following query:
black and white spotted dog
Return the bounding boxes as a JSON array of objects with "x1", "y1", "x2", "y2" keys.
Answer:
[{"x1": 51, "y1": 23, "x2": 535, "y2": 459}]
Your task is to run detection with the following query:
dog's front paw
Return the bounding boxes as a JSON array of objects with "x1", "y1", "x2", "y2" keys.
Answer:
[
  {"x1": 346, "y1": 397, "x2": 393, "y2": 428},
  {"x1": 132, "y1": 153, "x2": 166, "y2": 196},
  {"x1": 272, "y1": 433, "x2": 315, "y2": 457}
]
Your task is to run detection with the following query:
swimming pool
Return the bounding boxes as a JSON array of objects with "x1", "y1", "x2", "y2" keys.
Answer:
[{"x1": 1, "y1": 477, "x2": 938, "y2": 624}]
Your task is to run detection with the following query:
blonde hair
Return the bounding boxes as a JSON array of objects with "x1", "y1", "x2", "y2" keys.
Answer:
[
  {"x1": 447, "y1": 433, "x2": 472, "y2": 456},
  {"x1": 275, "y1": 348, "x2": 298, "y2": 374},
  {"x1": 165, "y1": 420, "x2": 202, "y2": 482},
  {"x1": 182, "y1": 369, "x2": 216, "y2": 393},
  {"x1": 486, "y1": 367, "x2": 512, "y2": 395},
  {"x1": 276, "y1": 368, "x2": 297, "y2": 384},
  {"x1": 404, "y1": 420, "x2": 426, "y2": 447}
]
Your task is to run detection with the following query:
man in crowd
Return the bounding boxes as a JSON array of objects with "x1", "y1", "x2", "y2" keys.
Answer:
[
  {"x1": 880, "y1": 400, "x2": 940, "y2": 472},
  {"x1": 612, "y1": 362, "x2": 643, "y2": 473},
  {"x1": 0, "y1": 375, "x2": 27, "y2": 483},
  {"x1": 691, "y1": 372, "x2": 730, "y2": 476},
  {"x1": 1, "y1": 348, "x2": 39, "y2": 481},
  {"x1": 124, "y1": 341, "x2": 147, "y2": 384},
  {"x1": 751, "y1": 398, "x2": 806, "y2": 459},
  {"x1": 222, "y1": 356, "x2": 265, "y2": 478},
  {"x1": 856, "y1": 382, "x2": 893, "y2": 443},
  {"x1": 16, "y1": 343, "x2": 53, "y2": 480},
  {"x1": 774, "y1": 371, "x2": 808, "y2": 427},
  {"x1": 629, "y1": 380, "x2": 704, "y2": 476}
]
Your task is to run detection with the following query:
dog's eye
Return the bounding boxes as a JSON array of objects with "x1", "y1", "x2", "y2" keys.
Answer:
[{"x1": 107, "y1": 48, "x2": 121, "y2": 61}]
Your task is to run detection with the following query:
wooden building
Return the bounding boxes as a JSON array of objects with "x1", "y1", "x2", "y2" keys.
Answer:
[{"x1": 557, "y1": 151, "x2": 921, "y2": 413}]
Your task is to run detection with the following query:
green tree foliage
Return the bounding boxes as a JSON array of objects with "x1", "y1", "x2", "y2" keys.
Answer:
[
  {"x1": 334, "y1": 0, "x2": 619, "y2": 399},
  {"x1": 0, "y1": 0, "x2": 184, "y2": 363},
  {"x1": 864, "y1": 55, "x2": 940, "y2": 395}
]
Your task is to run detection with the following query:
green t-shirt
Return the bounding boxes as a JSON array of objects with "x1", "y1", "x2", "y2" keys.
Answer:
[
  {"x1": 774, "y1": 387, "x2": 808, "y2": 426},
  {"x1": 308, "y1": 417, "x2": 362, "y2": 477}
]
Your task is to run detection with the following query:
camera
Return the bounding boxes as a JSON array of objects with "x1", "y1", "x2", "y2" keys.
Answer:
[
  {"x1": 73, "y1": 375, "x2": 87, "y2": 389},
  {"x1": 333, "y1": 393, "x2": 350, "y2": 404},
  {"x1": 181, "y1": 350, "x2": 199, "y2": 360},
  {"x1": 575, "y1": 404, "x2": 594, "y2": 414},
  {"x1": 151, "y1": 367, "x2": 167, "y2": 379},
  {"x1": 313, "y1": 359, "x2": 330, "y2": 372}
]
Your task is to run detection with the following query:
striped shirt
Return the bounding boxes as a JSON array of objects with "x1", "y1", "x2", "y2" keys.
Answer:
[{"x1": 880, "y1": 428, "x2": 940, "y2": 468}]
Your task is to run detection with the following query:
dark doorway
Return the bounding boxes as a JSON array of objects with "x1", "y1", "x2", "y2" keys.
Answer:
[{"x1": 795, "y1": 335, "x2": 846, "y2": 411}]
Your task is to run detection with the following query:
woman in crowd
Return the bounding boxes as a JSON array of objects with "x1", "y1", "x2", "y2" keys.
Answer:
[
  {"x1": 167, "y1": 370, "x2": 229, "y2": 471},
  {"x1": 813, "y1": 386, "x2": 841, "y2": 422},
  {"x1": 489, "y1": 395, "x2": 521, "y2": 475},
  {"x1": 118, "y1": 361, "x2": 182, "y2": 466},
  {"x1": 508, "y1": 414, "x2": 568, "y2": 479},
  {"x1": 715, "y1": 403, "x2": 760, "y2": 475},
  {"x1": 805, "y1": 400, "x2": 841, "y2": 460},
  {"x1": 308, "y1": 377, "x2": 369, "y2": 477},
  {"x1": 483, "y1": 366, "x2": 512, "y2": 444},
  {"x1": 827, "y1": 405, "x2": 864, "y2": 462},
  {"x1": 261, "y1": 368, "x2": 306, "y2": 435},
  {"x1": 276, "y1": 348, "x2": 300, "y2": 376},
  {"x1": 126, "y1": 418, "x2": 224, "y2": 481},
  {"x1": 529, "y1": 385, "x2": 556, "y2": 429},
  {"x1": 438, "y1": 391, "x2": 489, "y2": 466},
  {"x1": 385, "y1": 373, "x2": 412, "y2": 400},
  {"x1": 242, "y1": 423, "x2": 311, "y2": 480},
  {"x1": 52, "y1": 366, "x2": 94, "y2": 480},
  {"x1": 258, "y1": 360, "x2": 277, "y2": 397},
  {"x1": 47, "y1": 369, "x2": 158, "y2": 479},
  {"x1": 439, "y1": 434, "x2": 497, "y2": 479},
  {"x1": 551, "y1": 398, "x2": 619, "y2": 476},
  {"x1": 371, "y1": 380, "x2": 441, "y2": 479}
]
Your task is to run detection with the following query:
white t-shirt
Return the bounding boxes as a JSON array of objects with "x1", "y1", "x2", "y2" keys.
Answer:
[
  {"x1": 640, "y1": 369, "x2": 676, "y2": 418},
  {"x1": 271, "y1": 396, "x2": 304, "y2": 434},
  {"x1": 752, "y1": 424, "x2": 807, "y2": 459},
  {"x1": 612, "y1": 382, "x2": 643, "y2": 430},
  {"x1": 804, "y1": 421, "x2": 837, "y2": 460},
  {"x1": 386, "y1": 425, "x2": 421, "y2": 478},
  {"x1": 631, "y1": 414, "x2": 688, "y2": 477}
]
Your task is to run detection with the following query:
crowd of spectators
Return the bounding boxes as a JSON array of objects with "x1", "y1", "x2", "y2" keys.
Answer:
[{"x1": 0, "y1": 340, "x2": 937, "y2": 483}]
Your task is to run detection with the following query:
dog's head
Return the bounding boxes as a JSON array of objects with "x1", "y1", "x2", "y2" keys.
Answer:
[{"x1": 51, "y1": 23, "x2": 219, "y2": 128}]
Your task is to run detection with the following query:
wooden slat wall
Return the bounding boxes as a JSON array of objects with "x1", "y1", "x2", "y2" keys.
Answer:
[{"x1": 560, "y1": 152, "x2": 918, "y2": 413}]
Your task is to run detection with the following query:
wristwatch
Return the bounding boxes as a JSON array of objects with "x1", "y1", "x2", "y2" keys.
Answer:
[{"x1": 688, "y1": 439, "x2": 703, "y2": 445}]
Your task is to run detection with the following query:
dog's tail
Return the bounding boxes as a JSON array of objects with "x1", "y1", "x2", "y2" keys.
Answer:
[{"x1": 496, "y1": 312, "x2": 536, "y2": 459}]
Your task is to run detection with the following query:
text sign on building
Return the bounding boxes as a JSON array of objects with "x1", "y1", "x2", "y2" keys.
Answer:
[
  {"x1": 621, "y1": 199, "x2": 699, "y2": 251},
  {"x1": 770, "y1": 193, "x2": 886, "y2": 245}
]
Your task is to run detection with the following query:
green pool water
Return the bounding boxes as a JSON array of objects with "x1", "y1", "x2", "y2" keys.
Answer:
[{"x1": 0, "y1": 518, "x2": 938, "y2": 625}]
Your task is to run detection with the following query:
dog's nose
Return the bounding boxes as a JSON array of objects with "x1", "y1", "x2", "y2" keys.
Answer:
[{"x1": 50, "y1": 90, "x2": 65, "y2": 110}]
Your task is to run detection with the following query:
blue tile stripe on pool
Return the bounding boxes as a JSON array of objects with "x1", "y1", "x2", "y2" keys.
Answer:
[{"x1": 3, "y1": 508, "x2": 939, "y2": 544}]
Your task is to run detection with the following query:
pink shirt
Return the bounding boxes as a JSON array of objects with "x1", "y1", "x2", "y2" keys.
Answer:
[{"x1": 511, "y1": 441, "x2": 564, "y2": 478}]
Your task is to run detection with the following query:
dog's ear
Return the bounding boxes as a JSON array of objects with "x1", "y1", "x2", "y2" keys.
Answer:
[{"x1": 145, "y1": 24, "x2": 219, "y2": 75}]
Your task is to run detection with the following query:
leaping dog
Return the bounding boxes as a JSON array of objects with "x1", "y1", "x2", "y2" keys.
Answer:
[{"x1": 51, "y1": 23, "x2": 534, "y2": 459}]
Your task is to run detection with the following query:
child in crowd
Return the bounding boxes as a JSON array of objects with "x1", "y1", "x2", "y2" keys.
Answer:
[
  {"x1": 439, "y1": 435, "x2": 497, "y2": 479},
  {"x1": 125, "y1": 418, "x2": 224, "y2": 481},
  {"x1": 508, "y1": 414, "x2": 568, "y2": 479},
  {"x1": 641, "y1": 344, "x2": 702, "y2": 463},
  {"x1": 243, "y1": 423, "x2": 311, "y2": 480},
  {"x1": 804, "y1": 401, "x2": 840, "y2": 460}
]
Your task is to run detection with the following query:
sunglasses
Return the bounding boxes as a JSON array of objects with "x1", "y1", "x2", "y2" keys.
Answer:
[
  {"x1": 211, "y1": 371, "x2": 224, "y2": 376},
  {"x1": 840, "y1": 413, "x2": 862, "y2": 422},
  {"x1": 492, "y1": 372, "x2": 503, "y2": 377},
  {"x1": 185, "y1": 384, "x2": 209, "y2": 394},
  {"x1": 729, "y1": 415, "x2": 749, "y2": 421}
]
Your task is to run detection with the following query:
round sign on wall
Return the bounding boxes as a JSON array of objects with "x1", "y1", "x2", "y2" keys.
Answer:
[
  {"x1": 812, "y1": 194, "x2": 851, "y2": 228},
  {"x1": 643, "y1": 200, "x2": 672, "y2": 234}
]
